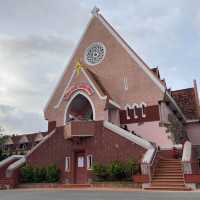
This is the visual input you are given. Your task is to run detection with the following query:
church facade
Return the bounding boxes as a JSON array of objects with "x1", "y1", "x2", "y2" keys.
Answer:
[{"x1": 1, "y1": 8, "x2": 200, "y2": 189}]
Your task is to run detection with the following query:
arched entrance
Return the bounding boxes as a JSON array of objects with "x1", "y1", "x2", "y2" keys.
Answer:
[{"x1": 65, "y1": 92, "x2": 95, "y2": 123}]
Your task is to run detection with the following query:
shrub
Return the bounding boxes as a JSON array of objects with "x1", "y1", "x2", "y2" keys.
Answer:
[
  {"x1": 33, "y1": 167, "x2": 46, "y2": 183},
  {"x1": 124, "y1": 159, "x2": 139, "y2": 180},
  {"x1": 20, "y1": 165, "x2": 34, "y2": 183},
  {"x1": 108, "y1": 161, "x2": 125, "y2": 181},
  {"x1": 93, "y1": 160, "x2": 140, "y2": 181},
  {"x1": 46, "y1": 164, "x2": 60, "y2": 183},
  {"x1": 20, "y1": 164, "x2": 60, "y2": 183},
  {"x1": 93, "y1": 163, "x2": 109, "y2": 181}
]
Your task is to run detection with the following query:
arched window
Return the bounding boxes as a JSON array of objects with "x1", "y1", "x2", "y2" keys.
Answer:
[{"x1": 65, "y1": 92, "x2": 95, "y2": 123}]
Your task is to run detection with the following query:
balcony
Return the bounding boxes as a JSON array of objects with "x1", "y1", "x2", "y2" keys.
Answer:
[{"x1": 64, "y1": 120, "x2": 96, "y2": 139}]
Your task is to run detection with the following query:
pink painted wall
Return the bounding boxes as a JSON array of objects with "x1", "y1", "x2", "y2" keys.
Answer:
[
  {"x1": 186, "y1": 123, "x2": 200, "y2": 145},
  {"x1": 159, "y1": 102, "x2": 172, "y2": 124},
  {"x1": 127, "y1": 121, "x2": 173, "y2": 149},
  {"x1": 108, "y1": 109, "x2": 120, "y2": 126}
]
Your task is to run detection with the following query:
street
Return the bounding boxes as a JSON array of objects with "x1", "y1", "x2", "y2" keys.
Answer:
[{"x1": 0, "y1": 189, "x2": 199, "y2": 200}]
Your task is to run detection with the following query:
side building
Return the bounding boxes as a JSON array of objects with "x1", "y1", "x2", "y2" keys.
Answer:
[{"x1": 1, "y1": 132, "x2": 48, "y2": 156}]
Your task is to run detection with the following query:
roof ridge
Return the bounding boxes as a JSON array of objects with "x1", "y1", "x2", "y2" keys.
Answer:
[{"x1": 172, "y1": 87, "x2": 194, "y2": 93}]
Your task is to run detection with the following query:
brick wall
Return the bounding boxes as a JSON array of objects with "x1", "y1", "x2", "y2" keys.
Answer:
[
  {"x1": 120, "y1": 105, "x2": 160, "y2": 124},
  {"x1": 26, "y1": 121, "x2": 146, "y2": 183}
]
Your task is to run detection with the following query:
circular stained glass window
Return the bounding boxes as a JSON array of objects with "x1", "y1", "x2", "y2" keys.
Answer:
[{"x1": 84, "y1": 42, "x2": 106, "y2": 65}]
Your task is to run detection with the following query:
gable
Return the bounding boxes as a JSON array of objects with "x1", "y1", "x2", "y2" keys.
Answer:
[
  {"x1": 34, "y1": 133, "x2": 44, "y2": 142},
  {"x1": 18, "y1": 135, "x2": 29, "y2": 144},
  {"x1": 5, "y1": 137, "x2": 14, "y2": 145},
  {"x1": 44, "y1": 11, "x2": 166, "y2": 120}
]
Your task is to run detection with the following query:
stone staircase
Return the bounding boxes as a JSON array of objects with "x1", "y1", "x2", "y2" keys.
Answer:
[
  {"x1": 0, "y1": 177, "x2": 14, "y2": 189},
  {"x1": 145, "y1": 158, "x2": 191, "y2": 191}
]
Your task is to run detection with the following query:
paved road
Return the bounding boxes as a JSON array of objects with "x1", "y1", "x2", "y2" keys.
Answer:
[{"x1": 0, "y1": 190, "x2": 199, "y2": 200}]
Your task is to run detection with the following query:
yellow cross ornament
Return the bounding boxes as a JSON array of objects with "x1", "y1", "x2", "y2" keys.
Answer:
[{"x1": 75, "y1": 60, "x2": 83, "y2": 76}]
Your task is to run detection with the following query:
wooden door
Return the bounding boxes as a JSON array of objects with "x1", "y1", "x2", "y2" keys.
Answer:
[{"x1": 75, "y1": 151, "x2": 87, "y2": 184}]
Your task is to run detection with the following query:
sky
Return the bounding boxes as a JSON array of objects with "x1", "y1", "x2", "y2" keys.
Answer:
[{"x1": 0, "y1": 0, "x2": 200, "y2": 135}]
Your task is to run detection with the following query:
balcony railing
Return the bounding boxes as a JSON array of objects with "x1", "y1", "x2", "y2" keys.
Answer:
[{"x1": 64, "y1": 120, "x2": 96, "y2": 139}]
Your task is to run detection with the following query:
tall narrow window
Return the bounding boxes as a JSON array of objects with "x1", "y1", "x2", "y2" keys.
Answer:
[
  {"x1": 123, "y1": 77, "x2": 128, "y2": 91},
  {"x1": 65, "y1": 156, "x2": 70, "y2": 172},
  {"x1": 87, "y1": 155, "x2": 93, "y2": 170},
  {"x1": 133, "y1": 104, "x2": 139, "y2": 119},
  {"x1": 140, "y1": 102, "x2": 147, "y2": 118},
  {"x1": 125, "y1": 105, "x2": 131, "y2": 120}
]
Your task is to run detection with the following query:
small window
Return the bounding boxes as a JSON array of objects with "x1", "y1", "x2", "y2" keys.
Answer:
[
  {"x1": 20, "y1": 143, "x2": 28, "y2": 150},
  {"x1": 77, "y1": 156, "x2": 84, "y2": 168},
  {"x1": 87, "y1": 155, "x2": 93, "y2": 170},
  {"x1": 123, "y1": 77, "x2": 128, "y2": 91},
  {"x1": 65, "y1": 157, "x2": 70, "y2": 172}
]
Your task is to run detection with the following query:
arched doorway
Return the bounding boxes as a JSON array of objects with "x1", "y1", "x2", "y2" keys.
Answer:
[{"x1": 65, "y1": 93, "x2": 94, "y2": 123}]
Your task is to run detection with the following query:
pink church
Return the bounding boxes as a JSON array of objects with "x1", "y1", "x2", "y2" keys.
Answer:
[{"x1": 0, "y1": 7, "x2": 200, "y2": 190}]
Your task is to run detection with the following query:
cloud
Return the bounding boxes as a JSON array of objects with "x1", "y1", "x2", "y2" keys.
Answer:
[
  {"x1": 0, "y1": 35, "x2": 75, "y2": 112},
  {"x1": 0, "y1": 104, "x2": 47, "y2": 134}
]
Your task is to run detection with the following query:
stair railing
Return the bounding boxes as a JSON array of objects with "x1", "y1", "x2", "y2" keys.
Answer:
[
  {"x1": 141, "y1": 145, "x2": 158, "y2": 182},
  {"x1": 0, "y1": 155, "x2": 24, "y2": 170},
  {"x1": 182, "y1": 141, "x2": 192, "y2": 174},
  {"x1": 6, "y1": 129, "x2": 56, "y2": 178}
]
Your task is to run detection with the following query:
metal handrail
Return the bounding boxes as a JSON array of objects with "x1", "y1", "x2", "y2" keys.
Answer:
[
  {"x1": 140, "y1": 145, "x2": 159, "y2": 183},
  {"x1": 150, "y1": 146, "x2": 159, "y2": 167},
  {"x1": 148, "y1": 146, "x2": 159, "y2": 182}
]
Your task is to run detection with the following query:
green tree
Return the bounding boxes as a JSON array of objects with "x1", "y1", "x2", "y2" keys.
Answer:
[{"x1": 0, "y1": 126, "x2": 10, "y2": 160}]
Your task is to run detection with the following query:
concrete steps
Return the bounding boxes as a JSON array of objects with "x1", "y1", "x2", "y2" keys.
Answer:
[
  {"x1": 144, "y1": 158, "x2": 191, "y2": 191},
  {"x1": 145, "y1": 186, "x2": 191, "y2": 191},
  {"x1": 0, "y1": 178, "x2": 12, "y2": 189},
  {"x1": 153, "y1": 176, "x2": 183, "y2": 179},
  {"x1": 151, "y1": 182, "x2": 185, "y2": 187}
]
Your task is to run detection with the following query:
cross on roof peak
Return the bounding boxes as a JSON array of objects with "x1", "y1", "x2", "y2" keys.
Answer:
[{"x1": 91, "y1": 6, "x2": 100, "y2": 16}]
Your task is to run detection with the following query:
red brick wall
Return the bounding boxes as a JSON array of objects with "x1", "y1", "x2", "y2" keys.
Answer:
[
  {"x1": 48, "y1": 121, "x2": 56, "y2": 132},
  {"x1": 132, "y1": 175, "x2": 149, "y2": 183},
  {"x1": 184, "y1": 174, "x2": 200, "y2": 183},
  {"x1": 120, "y1": 105, "x2": 160, "y2": 124},
  {"x1": 26, "y1": 121, "x2": 146, "y2": 183}
]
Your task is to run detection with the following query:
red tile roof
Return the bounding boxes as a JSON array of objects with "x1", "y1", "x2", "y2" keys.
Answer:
[{"x1": 171, "y1": 88, "x2": 199, "y2": 120}]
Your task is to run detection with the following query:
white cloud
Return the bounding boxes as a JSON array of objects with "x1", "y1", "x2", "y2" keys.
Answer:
[
  {"x1": 0, "y1": 104, "x2": 47, "y2": 134},
  {"x1": 0, "y1": 35, "x2": 75, "y2": 112}
]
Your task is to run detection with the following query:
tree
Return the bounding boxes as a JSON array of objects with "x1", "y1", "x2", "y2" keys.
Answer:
[
  {"x1": 0, "y1": 126, "x2": 9, "y2": 161},
  {"x1": 0, "y1": 126, "x2": 8, "y2": 145}
]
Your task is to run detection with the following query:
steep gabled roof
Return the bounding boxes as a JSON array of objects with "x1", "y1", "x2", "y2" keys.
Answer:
[
  {"x1": 43, "y1": 8, "x2": 187, "y2": 121},
  {"x1": 44, "y1": 10, "x2": 167, "y2": 113}
]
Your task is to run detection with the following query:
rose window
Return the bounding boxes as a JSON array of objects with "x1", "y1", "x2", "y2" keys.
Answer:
[{"x1": 84, "y1": 42, "x2": 106, "y2": 65}]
